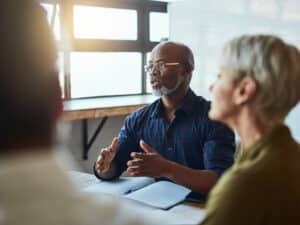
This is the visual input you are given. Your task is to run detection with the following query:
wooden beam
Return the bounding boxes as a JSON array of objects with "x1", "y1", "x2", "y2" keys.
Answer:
[{"x1": 63, "y1": 105, "x2": 145, "y2": 120}]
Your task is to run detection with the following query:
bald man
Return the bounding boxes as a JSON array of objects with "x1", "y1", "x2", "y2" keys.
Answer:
[{"x1": 94, "y1": 42, "x2": 235, "y2": 200}]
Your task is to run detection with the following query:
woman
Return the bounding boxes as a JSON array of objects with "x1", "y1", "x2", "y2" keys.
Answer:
[{"x1": 201, "y1": 35, "x2": 300, "y2": 225}]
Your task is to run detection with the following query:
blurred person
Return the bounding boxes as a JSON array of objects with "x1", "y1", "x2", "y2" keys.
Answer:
[
  {"x1": 0, "y1": 1, "x2": 153, "y2": 225},
  {"x1": 201, "y1": 34, "x2": 300, "y2": 225},
  {"x1": 94, "y1": 41, "x2": 235, "y2": 200}
]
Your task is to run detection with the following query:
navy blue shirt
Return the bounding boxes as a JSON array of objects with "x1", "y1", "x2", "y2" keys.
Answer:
[{"x1": 95, "y1": 89, "x2": 235, "y2": 198}]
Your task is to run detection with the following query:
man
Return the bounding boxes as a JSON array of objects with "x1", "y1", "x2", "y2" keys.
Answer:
[
  {"x1": 94, "y1": 41, "x2": 235, "y2": 199},
  {"x1": 0, "y1": 1, "x2": 152, "y2": 225}
]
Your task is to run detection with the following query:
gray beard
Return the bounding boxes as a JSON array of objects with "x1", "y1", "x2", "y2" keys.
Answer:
[{"x1": 152, "y1": 75, "x2": 184, "y2": 96}]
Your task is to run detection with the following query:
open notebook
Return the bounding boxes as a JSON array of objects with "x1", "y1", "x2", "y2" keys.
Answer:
[{"x1": 82, "y1": 176, "x2": 191, "y2": 210}]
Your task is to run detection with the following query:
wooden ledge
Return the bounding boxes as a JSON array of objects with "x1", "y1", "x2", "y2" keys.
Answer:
[{"x1": 63, "y1": 95, "x2": 157, "y2": 121}]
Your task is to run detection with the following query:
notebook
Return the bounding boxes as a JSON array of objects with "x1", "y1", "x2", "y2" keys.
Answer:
[{"x1": 82, "y1": 176, "x2": 191, "y2": 210}]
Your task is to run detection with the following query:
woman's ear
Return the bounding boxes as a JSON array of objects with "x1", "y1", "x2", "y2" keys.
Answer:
[{"x1": 234, "y1": 76, "x2": 257, "y2": 105}]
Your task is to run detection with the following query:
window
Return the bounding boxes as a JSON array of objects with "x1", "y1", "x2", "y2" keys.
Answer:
[
  {"x1": 145, "y1": 52, "x2": 152, "y2": 94},
  {"x1": 39, "y1": 0, "x2": 168, "y2": 99},
  {"x1": 70, "y1": 52, "x2": 141, "y2": 98},
  {"x1": 57, "y1": 52, "x2": 65, "y2": 98},
  {"x1": 74, "y1": 6, "x2": 137, "y2": 40},
  {"x1": 150, "y1": 12, "x2": 170, "y2": 42}
]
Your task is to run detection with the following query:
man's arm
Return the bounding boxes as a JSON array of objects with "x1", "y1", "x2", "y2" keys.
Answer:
[
  {"x1": 127, "y1": 120, "x2": 235, "y2": 194},
  {"x1": 94, "y1": 114, "x2": 139, "y2": 180},
  {"x1": 168, "y1": 104, "x2": 235, "y2": 193},
  {"x1": 127, "y1": 140, "x2": 218, "y2": 194},
  {"x1": 202, "y1": 120, "x2": 236, "y2": 175},
  {"x1": 93, "y1": 140, "x2": 137, "y2": 180},
  {"x1": 166, "y1": 162, "x2": 219, "y2": 194}
]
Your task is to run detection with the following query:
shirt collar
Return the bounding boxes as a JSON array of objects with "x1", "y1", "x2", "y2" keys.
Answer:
[
  {"x1": 150, "y1": 88, "x2": 197, "y2": 119},
  {"x1": 176, "y1": 88, "x2": 197, "y2": 116}
]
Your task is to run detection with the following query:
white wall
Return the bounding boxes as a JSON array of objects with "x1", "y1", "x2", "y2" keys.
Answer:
[{"x1": 168, "y1": 0, "x2": 300, "y2": 141}]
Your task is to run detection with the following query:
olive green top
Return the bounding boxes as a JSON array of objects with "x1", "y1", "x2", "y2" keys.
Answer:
[{"x1": 201, "y1": 125, "x2": 300, "y2": 225}]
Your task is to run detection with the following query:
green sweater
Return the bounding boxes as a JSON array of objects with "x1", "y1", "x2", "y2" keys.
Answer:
[{"x1": 201, "y1": 125, "x2": 300, "y2": 225}]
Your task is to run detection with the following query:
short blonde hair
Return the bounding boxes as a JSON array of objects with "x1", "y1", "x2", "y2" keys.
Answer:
[{"x1": 220, "y1": 34, "x2": 300, "y2": 122}]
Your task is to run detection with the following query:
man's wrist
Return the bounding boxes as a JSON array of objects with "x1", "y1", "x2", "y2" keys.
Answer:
[
  {"x1": 94, "y1": 161, "x2": 118, "y2": 181},
  {"x1": 163, "y1": 160, "x2": 175, "y2": 180}
]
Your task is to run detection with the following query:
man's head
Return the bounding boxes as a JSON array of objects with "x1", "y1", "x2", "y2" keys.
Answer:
[
  {"x1": 0, "y1": 0, "x2": 62, "y2": 151},
  {"x1": 145, "y1": 41, "x2": 194, "y2": 96}
]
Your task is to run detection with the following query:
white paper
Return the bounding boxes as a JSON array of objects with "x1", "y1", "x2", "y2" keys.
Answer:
[
  {"x1": 125, "y1": 181, "x2": 191, "y2": 209},
  {"x1": 83, "y1": 176, "x2": 155, "y2": 195}
]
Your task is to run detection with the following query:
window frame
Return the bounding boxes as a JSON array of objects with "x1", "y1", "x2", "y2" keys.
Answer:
[{"x1": 40, "y1": 0, "x2": 167, "y2": 99}]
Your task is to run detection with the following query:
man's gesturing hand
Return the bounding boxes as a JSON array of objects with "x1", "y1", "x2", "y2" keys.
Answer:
[
  {"x1": 96, "y1": 137, "x2": 118, "y2": 174},
  {"x1": 126, "y1": 140, "x2": 171, "y2": 178}
]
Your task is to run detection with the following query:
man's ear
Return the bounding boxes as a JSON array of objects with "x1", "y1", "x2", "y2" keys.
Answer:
[
  {"x1": 183, "y1": 63, "x2": 192, "y2": 75},
  {"x1": 234, "y1": 76, "x2": 257, "y2": 105},
  {"x1": 181, "y1": 64, "x2": 192, "y2": 81}
]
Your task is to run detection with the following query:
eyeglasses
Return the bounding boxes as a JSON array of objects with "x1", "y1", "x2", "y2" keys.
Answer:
[{"x1": 144, "y1": 61, "x2": 181, "y2": 73}]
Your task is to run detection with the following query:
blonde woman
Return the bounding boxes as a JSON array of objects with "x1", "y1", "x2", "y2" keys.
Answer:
[{"x1": 201, "y1": 35, "x2": 300, "y2": 225}]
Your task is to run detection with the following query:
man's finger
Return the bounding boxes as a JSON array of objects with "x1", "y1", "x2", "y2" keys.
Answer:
[
  {"x1": 111, "y1": 137, "x2": 118, "y2": 152},
  {"x1": 140, "y1": 140, "x2": 156, "y2": 154},
  {"x1": 130, "y1": 152, "x2": 148, "y2": 160},
  {"x1": 127, "y1": 158, "x2": 143, "y2": 167},
  {"x1": 127, "y1": 166, "x2": 150, "y2": 177},
  {"x1": 96, "y1": 162, "x2": 104, "y2": 173},
  {"x1": 100, "y1": 150, "x2": 108, "y2": 160},
  {"x1": 127, "y1": 166, "x2": 144, "y2": 176},
  {"x1": 98, "y1": 147, "x2": 108, "y2": 159}
]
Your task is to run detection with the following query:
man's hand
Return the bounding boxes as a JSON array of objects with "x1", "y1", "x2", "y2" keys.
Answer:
[
  {"x1": 96, "y1": 137, "x2": 118, "y2": 174},
  {"x1": 126, "y1": 140, "x2": 171, "y2": 178}
]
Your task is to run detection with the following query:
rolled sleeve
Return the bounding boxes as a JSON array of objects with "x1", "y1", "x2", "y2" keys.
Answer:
[{"x1": 203, "y1": 121, "x2": 235, "y2": 176}]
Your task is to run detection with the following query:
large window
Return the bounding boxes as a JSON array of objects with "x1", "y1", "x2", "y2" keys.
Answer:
[
  {"x1": 40, "y1": 0, "x2": 169, "y2": 99},
  {"x1": 70, "y1": 52, "x2": 142, "y2": 98},
  {"x1": 74, "y1": 6, "x2": 138, "y2": 40}
]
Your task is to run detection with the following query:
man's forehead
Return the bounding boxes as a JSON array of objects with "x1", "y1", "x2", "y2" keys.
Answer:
[
  {"x1": 153, "y1": 43, "x2": 181, "y2": 54},
  {"x1": 150, "y1": 48, "x2": 181, "y2": 62}
]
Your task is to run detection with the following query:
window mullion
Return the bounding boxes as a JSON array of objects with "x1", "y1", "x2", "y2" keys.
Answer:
[{"x1": 60, "y1": 0, "x2": 73, "y2": 99}]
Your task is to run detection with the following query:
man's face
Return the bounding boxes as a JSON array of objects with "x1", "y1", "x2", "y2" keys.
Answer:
[{"x1": 147, "y1": 45, "x2": 187, "y2": 96}]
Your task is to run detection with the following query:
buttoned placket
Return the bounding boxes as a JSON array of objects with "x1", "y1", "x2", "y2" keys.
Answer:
[{"x1": 163, "y1": 117, "x2": 177, "y2": 161}]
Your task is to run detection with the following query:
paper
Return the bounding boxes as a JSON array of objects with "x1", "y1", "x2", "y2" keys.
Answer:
[
  {"x1": 83, "y1": 176, "x2": 155, "y2": 195},
  {"x1": 125, "y1": 181, "x2": 191, "y2": 209}
]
